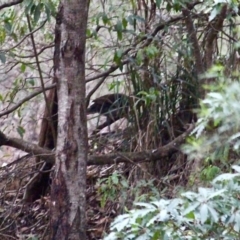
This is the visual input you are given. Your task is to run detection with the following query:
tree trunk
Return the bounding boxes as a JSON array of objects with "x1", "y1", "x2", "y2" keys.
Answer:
[
  {"x1": 50, "y1": 1, "x2": 89, "y2": 239},
  {"x1": 24, "y1": 86, "x2": 57, "y2": 202}
]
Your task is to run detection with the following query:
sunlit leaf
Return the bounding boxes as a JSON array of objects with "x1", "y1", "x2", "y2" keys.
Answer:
[{"x1": 200, "y1": 204, "x2": 208, "y2": 224}]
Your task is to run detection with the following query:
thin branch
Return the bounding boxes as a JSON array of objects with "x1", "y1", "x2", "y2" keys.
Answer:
[
  {"x1": 86, "y1": 61, "x2": 127, "y2": 83},
  {"x1": 12, "y1": 44, "x2": 55, "y2": 58},
  {"x1": 0, "y1": 0, "x2": 23, "y2": 10},
  {"x1": 85, "y1": 1, "x2": 203, "y2": 88},
  {"x1": 3, "y1": 20, "x2": 47, "y2": 52},
  {"x1": 86, "y1": 25, "x2": 104, "y2": 39},
  {"x1": 85, "y1": 14, "x2": 184, "y2": 84},
  {"x1": 27, "y1": 14, "x2": 56, "y2": 146},
  {"x1": 0, "y1": 84, "x2": 56, "y2": 117}
]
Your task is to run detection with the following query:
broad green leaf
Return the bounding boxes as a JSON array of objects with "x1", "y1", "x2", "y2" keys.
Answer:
[
  {"x1": 213, "y1": 173, "x2": 240, "y2": 183},
  {"x1": 156, "y1": 0, "x2": 162, "y2": 8},
  {"x1": 34, "y1": 3, "x2": 42, "y2": 23}
]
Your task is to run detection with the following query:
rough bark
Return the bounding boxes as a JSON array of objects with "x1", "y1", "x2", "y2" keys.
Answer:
[{"x1": 50, "y1": 1, "x2": 89, "y2": 239}]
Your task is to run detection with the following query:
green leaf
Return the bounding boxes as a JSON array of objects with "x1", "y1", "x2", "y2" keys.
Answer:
[
  {"x1": 134, "y1": 202, "x2": 156, "y2": 209},
  {"x1": 122, "y1": 17, "x2": 127, "y2": 29},
  {"x1": 24, "y1": 0, "x2": 34, "y2": 14},
  {"x1": 233, "y1": 211, "x2": 240, "y2": 232},
  {"x1": 0, "y1": 30, "x2": 6, "y2": 44},
  {"x1": 207, "y1": 189, "x2": 225, "y2": 200},
  {"x1": 115, "y1": 20, "x2": 123, "y2": 40},
  {"x1": 183, "y1": 202, "x2": 200, "y2": 215},
  {"x1": 156, "y1": 0, "x2": 162, "y2": 8},
  {"x1": 108, "y1": 80, "x2": 121, "y2": 91},
  {"x1": 184, "y1": 211, "x2": 195, "y2": 220},
  {"x1": 102, "y1": 12, "x2": 109, "y2": 25},
  {"x1": 4, "y1": 21, "x2": 12, "y2": 33},
  {"x1": 17, "y1": 126, "x2": 25, "y2": 138},
  {"x1": 86, "y1": 28, "x2": 91, "y2": 37},
  {"x1": 113, "y1": 49, "x2": 123, "y2": 70},
  {"x1": 213, "y1": 173, "x2": 240, "y2": 183},
  {"x1": 208, "y1": 205, "x2": 219, "y2": 222},
  {"x1": 209, "y1": 6, "x2": 220, "y2": 21},
  {"x1": 44, "y1": 0, "x2": 56, "y2": 19},
  {"x1": 200, "y1": 203, "x2": 208, "y2": 224},
  {"x1": 111, "y1": 214, "x2": 130, "y2": 231},
  {"x1": 28, "y1": 78, "x2": 35, "y2": 86},
  {"x1": 44, "y1": 4, "x2": 51, "y2": 21},
  {"x1": 30, "y1": 4, "x2": 35, "y2": 15},
  {"x1": 144, "y1": 46, "x2": 158, "y2": 59},
  {"x1": 20, "y1": 63, "x2": 26, "y2": 72},
  {"x1": 112, "y1": 174, "x2": 119, "y2": 185},
  {"x1": 34, "y1": 3, "x2": 42, "y2": 23},
  {"x1": 0, "y1": 52, "x2": 6, "y2": 63},
  {"x1": 166, "y1": 3, "x2": 172, "y2": 12},
  {"x1": 120, "y1": 179, "x2": 128, "y2": 188}
]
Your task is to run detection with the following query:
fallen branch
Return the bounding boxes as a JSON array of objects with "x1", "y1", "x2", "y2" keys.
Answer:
[{"x1": 0, "y1": 124, "x2": 194, "y2": 166}]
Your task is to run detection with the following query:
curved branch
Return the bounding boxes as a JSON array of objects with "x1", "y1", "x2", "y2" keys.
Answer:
[
  {"x1": 0, "y1": 124, "x2": 194, "y2": 166},
  {"x1": 0, "y1": 131, "x2": 54, "y2": 164},
  {"x1": 3, "y1": 20, "x2": 47, "y2": 52},
  {"x1": 0, "y1": 84, "x2": 56, "y2": 117},
  {"x1": 13, "y1": 43, "x2": 55, "y2": 58},
  {"x1": 0, "y1": 0, "x2": 23, "y2": 10},
  {"x1": 85, "y1": 14, "x2": 185, "y2": 84}
]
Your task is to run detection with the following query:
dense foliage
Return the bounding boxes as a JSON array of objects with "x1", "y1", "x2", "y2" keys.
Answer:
[
  {"x1": 106, "y1": 78, "x2": 240, "y2": 239},
  {"x1": 106, "y1": 166, "x2": 240, "y2": 240},
  {"x1": 0, "y1": 0, "x2": 240, "y2": 239}
]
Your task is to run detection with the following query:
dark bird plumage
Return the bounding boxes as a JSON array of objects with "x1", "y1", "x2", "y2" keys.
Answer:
[
  {"x1": 87, "y1": 93, "x2": 130, "y2": 120},
  {"x1": 87, "y1": 93, "x2": 130, "y2": 132}
]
